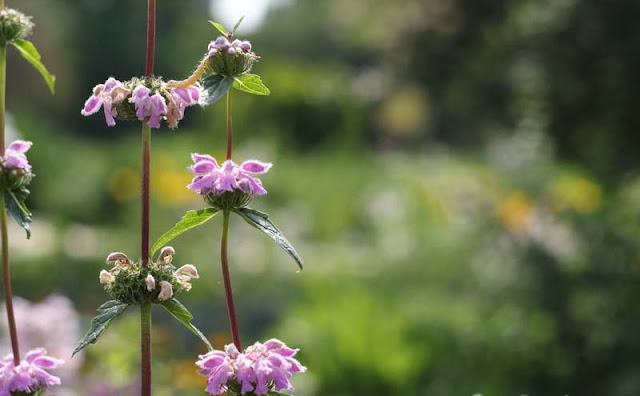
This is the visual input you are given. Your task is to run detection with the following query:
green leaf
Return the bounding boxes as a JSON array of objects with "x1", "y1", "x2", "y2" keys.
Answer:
[
  {"x1": 233, "y1": 74, "x2": 271, "y2": 96},
  {"x1": 73, "y1": 300, "x2": 128, "y2": 356},
  {"x1": 208, "y1": 20, "x2": 227, "y2": 36},
  {"x1": 151, "y1": 208, "x2": 219, "y2": 256},
  {"x1": 160, "y1": 298, "x2": 213, "y2": 351},
  {"x1": 234, "y1": 208, "x2": 303, "y2": 270},
  {"x1": 202, "y1": 74, "x2": 235, "y2": 106},
  {"x1": 4, "y1": 189, "x2": 32, "y2": 239},
  {"x1": 232, "y1": 16, "x2": 246, "y2": 33},
  {"x1": 10, "y1": 40, "x2": 55, "y2": 94}
]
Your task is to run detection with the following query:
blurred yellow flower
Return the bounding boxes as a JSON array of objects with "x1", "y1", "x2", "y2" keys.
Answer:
[
  {"x1": 172, "y1": 359, "x2": 204, "y2": 390},
  {"x1": 549, "y1": 177, "x2": 602, "y2": 214},
  {"x1": 496, "y1": 192, "x2": 533, "y2": 231},
  {"x1": 108, "y1": 168, "x2": 140, "y2": 202}
]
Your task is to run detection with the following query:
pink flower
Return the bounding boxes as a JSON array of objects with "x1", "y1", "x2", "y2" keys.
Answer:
[
  {"x1": 166, "y1": 85, "x2": 202, "y2": 129},
  {"x1": 129, "y1": 85, "x2": 169, "y2": 129},
  {"x1": 0, "y1": 348, "x2": 63, "y2": 395},
  {"x1": 187, "y1": 154, "x2": 272, "y2": 196},
  {"x1": 196, "y1": 339, "x2": 305, "y2": 395},
  {"x1": 81, "y1": 77, "x2": 130, "y2": 126},
  {"x1": 2, "y1": 140, "x2": 32, "y2": 170}
]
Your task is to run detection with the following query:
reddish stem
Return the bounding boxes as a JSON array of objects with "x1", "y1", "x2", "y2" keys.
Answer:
[
  {"x1": 145, "y1": 0, "x2": 156, "y2": 77},
  {"x1": 221, "y1": 210, "x2": 242, "y2": 350}
]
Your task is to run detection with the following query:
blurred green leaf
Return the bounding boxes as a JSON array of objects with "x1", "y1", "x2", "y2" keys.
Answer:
[
  {"x1": 202, "y1": 74, "x2": 234, "y2": 105},
  {"x1": 160, "y1": 298, "x2": 213, "y2": 351},
  {"x1": 151, "y1": 208, "x2": 219, "y2": 256},
  {"x1": 208, "y1": 20, "x2": 228, "y2": 36},
  {"x1": 10, "y1": 40, "x2": 55, "y2": 94},
  {"x1": 4, "y1": 188, "x2": 31, "y2": 239},
  {"x1": 234, "y1": 207, "x2": 303, "y2": 270},
  {"x1": 232, "y1": 16, "x2": 245, "y2": 33},
  {"x1": 233, "y1": 74, "x2": 271, "y2": 96},
  {"x1": 73, "y1": 300, "x2": 129, "y2": 356}
]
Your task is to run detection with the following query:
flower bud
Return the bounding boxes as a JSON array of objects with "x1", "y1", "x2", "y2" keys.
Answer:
[
  {"x1": 205, "y1": 36, "x2": 258, "y2": 77},
  {"x1": 145, "y1": 274, "x2": 156, "y2": 291},
  {"x1": 157, "y1": 246, "x2": 175, "y2": 264},
  {"x1": 157, "y1": 281, "x2": 173, "y2": 302},
  {"x1": 106, "y1": 252, "x2": 131, "y2": 266},
  {"x1": 99, "y1": 270, "x2": 113, "y2": 284},
  {"x1": 0, "y1": 8, "x2": 33, "y2": 45},
  {"x1": 175, "y1": 264, "x2": 199, "y2": 279}
]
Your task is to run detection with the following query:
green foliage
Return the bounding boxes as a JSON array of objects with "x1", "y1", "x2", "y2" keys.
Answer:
[
  {"x1": 202, "y1": 74, "x2": 234, "y2": 105},
  {"x1": 233, "y1": 74, "x2": 270, "y2": 96},
  {"x1": 4, "y1": 188, "x2": 31, "y2": 238},
  {"x1": 73, "y1": 300, "x2": 129, "y2": 356},
  {"x1": 232, "y1": 16, "x2": 245, "y2": 34},
  {"x1": 160, "y1": 298, "x2": 213, "y2": 351},
  {"x1": 209, "y1": 20, "x2": 227, "y2": 36},
  {"x1": 234, "y1": 207, "x2": 303, "y2": 270},
  {"x1": 151, "y1": 208, "x2": 219, "y2": 256},
  {"x1": 10, "y1": 40, "x2": 55, "y2": 94}
]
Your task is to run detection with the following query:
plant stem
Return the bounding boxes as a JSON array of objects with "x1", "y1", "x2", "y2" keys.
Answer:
[
  {"x1": 221, "y1": 210, "x2": 242, "y2": 350},
  {"x1": 141, "y1": 123, "x2": 151, "y2": 265},
  {"x1": 140, "y1": 1, "x2": 156, "y2": 395},
  {"x1": 0, "y1": 0, "x2": 4, "y2": 11},
  {"x1": 226, "y1": 89, "x2": 233, "y2": 160},
  {"x1": 140, "y1": 301, "x2": 152, "y2": 396},
  {"x1": 145, "y1": 0, "x2": 156, "y2": 77},
  {"x1": 0, "y1": 43, "x2": 19, "y2": 366}
]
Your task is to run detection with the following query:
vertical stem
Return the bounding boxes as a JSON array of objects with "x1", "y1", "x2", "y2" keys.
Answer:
[
  {"x1": 226, "y1": 90, "x2": 233, "y2": 160},
  {"x1": 0, "y1": 0, "x2": 4, "y2": 11},
  {"x1": 145, "y1": 0, "x2": 156, "y2": 77},
  {"x1": 141, "y1": 123, "x2": 151, "y2": 265},
  {"x1": 220, "y1": 210, "x2": 242, "y2": 350},
  {"x1": 140, "y1": 301, "x2": 152, "y2": 396},
  {"x1": 0, "y1": 43, "x2": 18, "y2": 366}
]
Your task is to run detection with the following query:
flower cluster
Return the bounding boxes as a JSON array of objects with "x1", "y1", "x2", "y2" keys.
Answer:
[
  {"x1": 0, "y1": 140, "x2": 33, "y2": 191},
  {"x1": 0, "y1": 348, "x2": 63, "y2": 395},
  {"x1": 196, "y1": 339, "x2": 306, "y2": 395},
  {"x1": 100, "y1": 247, "x2": 199, "y2": 304},
  {"x1": 0, "y1": 8, "x2": 33, "y2": 45},
  {"x1": 206, "y1": 36, "x2": 258, "y2": 76},
  {"x1": 81, "y1": 77, "x2": 204, "y2": 129}
]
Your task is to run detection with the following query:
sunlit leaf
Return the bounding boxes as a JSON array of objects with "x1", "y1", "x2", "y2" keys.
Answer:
[
  {"x1": 4, "y1": 188, "x2": 31, "y2": 239},
  {"x1": 234, "y1": 208, "x2": 303, "y2": 270},
  {"x1": 73, "y1": 300, "x2": 128, "y2": 356},
  {"x1": 161, "y1": 298, "x2": 213, "y2": 351},
  {"x1": 233, "y1": 16, "x2": 245, "y2": 33},
  {"x1": 151, "y1": 208, "x2": 219, "y2": 256},
  {"x1": 233, "y1": 74, "x2": 271, "y2": 96},
  {"x1": 208, "y1": 20, "x2": 227, "y2": 36},
  {"x1": 10, "y1": 40, "x2": 55, "y2": 94}
]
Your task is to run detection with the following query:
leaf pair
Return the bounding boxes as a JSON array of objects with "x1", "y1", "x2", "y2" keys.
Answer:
[
  {"x1": 73, "y1": 298, "x2": 212, "y2": 357},
  {"x1": 9, "y1": 40, "x2": 55, "y2": 94},
  {"x1": 209, "y1": 16, "x2": 245, "y2": 37},
  {"x1": 151, "y1": 207, "x2": 303, "y2": 270},
  {"x1": 202, "y1": 73, "x2": 270, "y2": 106}
]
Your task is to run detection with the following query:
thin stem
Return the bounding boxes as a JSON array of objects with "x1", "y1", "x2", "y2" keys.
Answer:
[
  {"x1": 0, "y1": 0, "x2": 4, "y2": 11},
  {"x1": 0, "y1": 43, "x2": 18, "y2": 366},
  {"x1": 141, "y1": 123, "x2": 151, "y2": 265},
  {"x1": 1, "y1": 202, "x2": 19, "y2": 366},
  {"x1": 221, "y1": 210, "x2": 242, "y2": 350},
  {"x1": 226, "y1": 89, "x2": 233, "y2": 160},
  {"x1": 145, "y1": 0, "x2": 156, "y2": 77},
  {"x1": 140, "y1": 302, "x2": 152, "y2": 396}
]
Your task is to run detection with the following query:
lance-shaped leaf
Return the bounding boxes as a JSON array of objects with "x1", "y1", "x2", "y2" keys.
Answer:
[
  {"x1": 232, "y1": 16, "x2": 245, "y2": 33},
  {"x1": 208, "y1": 20, "x2": 227, "y2": 36},
  {"x1": 73, "y1": 300, "x2": 129, "y2": 356},
  {"x1": 233, "y1": 74, "x2": 270, "y2": 96},
  {"x1": 234, "y1": 208, "x2": 303, "y2": 270},
  {"x1": 4, "y1": 188, "x2": 32, "y2": 239},
  {"x1": 151, "y1": 208, "x2": 219, "y2": 256},
  {"x1": 202, "y1": 74, "x2": 234, "y2": 106},
  {"x1": 10, "y1": 40, "x2": 55, "y2": 94},
  {"x1": 160, "y1": 298, "x2": 213, "y2": 351}
]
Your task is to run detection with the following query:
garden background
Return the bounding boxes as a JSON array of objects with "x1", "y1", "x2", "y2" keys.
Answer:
[{"x1": 3, "y1": 0, "x2": 640, "y2": 395}]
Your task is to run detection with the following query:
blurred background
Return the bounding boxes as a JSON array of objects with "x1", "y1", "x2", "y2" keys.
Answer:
[{"x1": 1, "y1": 0, "x2": 640, "y2": 394}]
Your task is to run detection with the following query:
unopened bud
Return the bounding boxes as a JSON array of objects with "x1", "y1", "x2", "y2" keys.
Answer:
[
  {"x1": 145, "y1": 274, "x2": 156, "y2": 291},
  {"x1": 157, "y1": 281, "x2": 173, "y2": 302},
  {"x1": 99, "y1": 270, "x2": 113, "y2": 284},
  {"x1": 0, "y1": 9, "x2": 33, "y2": 45}
]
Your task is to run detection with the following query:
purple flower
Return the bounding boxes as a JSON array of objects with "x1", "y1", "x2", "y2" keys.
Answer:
[
  {"x1": 208, "y1": 36, "x2": 254, "y2": 58},
  {"x1": 187, "y1": 154, "x2": 272, "y2": 196},
  {"x1": 166, "y1": 85, "x2": 203, "y2": 129},
  {"x1": 2, "y1": 140, "x2": 32, "y2": 170},
  {"x1": 81, "y1": 77, "x2": 130, "y2": 126},
  {"x1": 0, "y1": 348, "x2": 63, "y2": 395},
  {"x1": 196, "y1": 339, "x2": 305, "y2": 396},
  {"x1": 128, "y1": 85, "x2": 169, "y2": 129}
]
